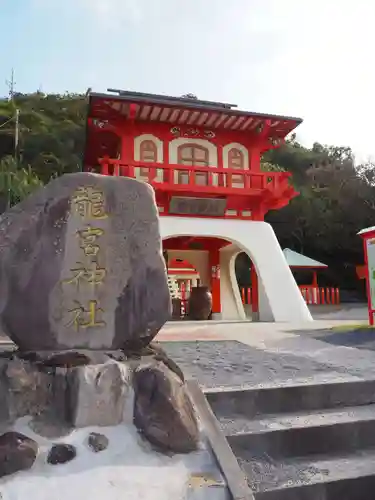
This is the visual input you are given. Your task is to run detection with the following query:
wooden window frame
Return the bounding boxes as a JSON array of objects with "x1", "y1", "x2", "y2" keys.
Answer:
[
  {"x1": 228, "y1": 148, "x2": 244, "y2": 170},
  {"x1": 177, "y1": 143, "x2": 210, "y2": 185},
  {"x1": 140, "y1": 140, "x2": 157, "y2": 176},
  {"x1": 228, "y1": 147, "x2": 245, "y2": 185},
  {"x1": 177, "y1": 143, "x2": 210, "y2": 166}
]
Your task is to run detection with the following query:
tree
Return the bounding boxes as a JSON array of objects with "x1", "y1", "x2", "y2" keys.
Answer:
[
  {"x1": 0, "y1": 92, "x2": 86, "y2": 183},
  {"x1": 0, "y1": 90, "x2": 373, "y2": 296},
  {"x1": 0, "y1": 155, "x2": 44, "y2": 207}
]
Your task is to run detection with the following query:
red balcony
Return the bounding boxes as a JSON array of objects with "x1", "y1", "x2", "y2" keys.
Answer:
[{"x1": 96, "y1": 158, "x2": 298, "y2": 218}]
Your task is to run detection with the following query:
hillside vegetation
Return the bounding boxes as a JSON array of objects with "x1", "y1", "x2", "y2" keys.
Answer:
[{"x1": 1, "y1": 92, "x2": 374, "y2": 295}]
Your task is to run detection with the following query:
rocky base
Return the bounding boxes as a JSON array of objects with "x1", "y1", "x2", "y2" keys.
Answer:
[
  {"x1": 0, "y1": 347, "x2": 199, "y2": 480},
  {"x1": 134, "y1": 363, "x2": 199, "y2": 453},
  {"x1": 0, "y1": 418, "x2": 207, "y2": 500}
]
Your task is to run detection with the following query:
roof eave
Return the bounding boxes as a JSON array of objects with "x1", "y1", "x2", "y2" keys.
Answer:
[{"x1": 88, "y1": 91, "x2": 303, "y2": 125}]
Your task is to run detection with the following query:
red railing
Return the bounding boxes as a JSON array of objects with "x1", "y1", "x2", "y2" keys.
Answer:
[
  {"x1": 97, "y1": 158, "x2": 291, "y2": 195},
  {"x1": 300, "y1": 286, "x2": 340, "y2": 305},
  {"x1": 240, "y1": 286, "x2": 341, "y2": 306}
]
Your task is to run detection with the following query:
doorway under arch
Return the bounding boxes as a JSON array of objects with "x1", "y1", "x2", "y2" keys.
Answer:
[
  {"x1": 235, "y1": 252, "x2": 258, "y2": 320},
  {"x1": 166, "y1": 256, "x2": 201, "y2": 319},
  {"x1": 160, "y1": 217, "x2": 312, "y2": 323}
]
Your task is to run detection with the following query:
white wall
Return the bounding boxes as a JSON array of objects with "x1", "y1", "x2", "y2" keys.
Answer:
[
  {"x1": 258, "y1": 277, "x2": 274, "y2": 322},
  {"x1": 160, "y1": 217, "x2": 312, "y2": 323},
  {"x1": 219, "y1": 244, "x2": 247, "y2": 320}
]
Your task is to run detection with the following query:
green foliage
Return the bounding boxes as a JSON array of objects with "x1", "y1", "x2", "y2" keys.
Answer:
[
  {"x1": 261, "y1": 161, "x2": 285, "y2": 173},
  {"x1": 1, "y1": 92, "x2": 86, "y2": 183},
  {"x1": 0, "y1": 91, "x2": 373, "y2": 295},
  {"x1": 0, "y1": 155, "x2": 44, "y2": 206},
  {"x1": 265, "y1": 141, "x2": 375, "y2": 294}
]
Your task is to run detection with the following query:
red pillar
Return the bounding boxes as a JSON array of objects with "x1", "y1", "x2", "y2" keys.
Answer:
[
  {"x1": 249, "y1": 148, "x2": 261, "y2": 171},
  {"x1": 250, "y1": 264, "x2": 259, "y2": 319},
  {"x1": 209, "y1": 247, "x2": 221, "y2": 315},
  {"x1": 121, "y1": 132, "x2": 134, "y2": 163},
  {"x1": 249, "y1": 146, "x2": 265, "y2": 220},
  {"x1": 163, "y1": 136, "x2": 170, "y2": 183},
  {"x1": 120, "y1": 116, "x2": 135, "y2": 172},
  {"x1": 312, "y1": 270, "x2": 318, "y2": 287},
  {"x1": 363, "y1": 236, "x2": 374, "y2": 325}
]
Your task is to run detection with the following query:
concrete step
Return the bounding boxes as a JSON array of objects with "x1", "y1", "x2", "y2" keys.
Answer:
[
  {"x1": 239, "y1": 449, "x2": 375, "y2": 500},
  {"x1": 206, "y1": 381, "x2": 375, "y2": 499},
  {"x1": 223, "y1": 404, "x2": 375, "y2": 458},
  {"x1": 206, "y1": 378, "x2": 375, "y2": 420}
]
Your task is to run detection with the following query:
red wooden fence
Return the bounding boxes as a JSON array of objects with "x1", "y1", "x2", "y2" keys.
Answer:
[{"x1": 240, "y1": 286, "x2": 340, "y2": 306}]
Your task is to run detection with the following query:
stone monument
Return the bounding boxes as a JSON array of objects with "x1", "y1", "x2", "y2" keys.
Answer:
[{"x1": 0, "y1": 173, "x2": 222, "y2": 499}]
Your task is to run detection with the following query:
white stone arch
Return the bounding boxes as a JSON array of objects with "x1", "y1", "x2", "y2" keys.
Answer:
[
  {"x1": 223, "y1": 142, "x2": 249, "y2": 169},
  {"x1": 169, "y1": 137, "x2": 218, "y2": 185},
  {"x1": 134, "y1": 134, "x2": 163, "y2": 182},
  {"x1": 160, "y1": 216, "x2": 312, "y2": 322}
]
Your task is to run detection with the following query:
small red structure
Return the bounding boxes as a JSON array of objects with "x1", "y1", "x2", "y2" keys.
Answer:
[
  {"x1": 358, "y1": 227, "x2": 375, "y2": 325},
  {"x1": 240, "y1": 249, "x2": 340, "y2": 307},
  {"x1": 83, "y1": 89, "x2": 311, "y2": 322}
]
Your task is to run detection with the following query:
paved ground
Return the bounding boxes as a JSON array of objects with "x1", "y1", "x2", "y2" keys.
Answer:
[
  {"x1": 162, "y1": 340, "x2": 356, "y2": 390},
  {"x1": 157, "y1": 315, "x2": 375, "y2": 389},
  {"x1": 308, "y1": 304, "x2": 368, "y2": 321},
  {"x1": 242, "y1": 303, "x2": 368, "y2": 322},
  {"x1": 312, "y1": 328, "x2": 375, "y2": 351},
  {"x1": 0, "y1": 305, "x2": 372, "y2": 391}
]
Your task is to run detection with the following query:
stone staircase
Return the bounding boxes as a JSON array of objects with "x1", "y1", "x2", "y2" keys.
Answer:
[{"x1": 205, "y1": 379, "x2": 375, "y2": 499}]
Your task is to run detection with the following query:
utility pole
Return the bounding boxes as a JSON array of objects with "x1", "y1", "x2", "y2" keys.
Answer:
[
  {"x1": 5, "y1": 70, "x2": 19, "y2": 160},
  {"x1": 4, "y1": 69, "x2": 19, "y2": 209},
  {"x1": 14, "y1": 108, "x2": 19, "y2": 159},
  {"x1": 5, "y1": 69, "x2": 15, "y2": 101}
]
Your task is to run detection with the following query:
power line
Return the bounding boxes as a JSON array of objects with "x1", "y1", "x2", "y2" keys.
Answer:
[{"x1": 0, "y1": 116, "x2": 14, "y2": 129}]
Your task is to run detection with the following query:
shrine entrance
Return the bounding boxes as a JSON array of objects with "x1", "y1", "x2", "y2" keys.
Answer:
[
  {"x1": 166, "y1": 257, "x2": 201, "y2": 319},
  {"x1": 162, "y1": 233, "x2": 262, "y2": 322},
  {"x1": 160, "y1": 217, "x2": 312, "y2": 323},
  {"x1": 163, "y1": 239, "x2": 218, "y2": 321}
]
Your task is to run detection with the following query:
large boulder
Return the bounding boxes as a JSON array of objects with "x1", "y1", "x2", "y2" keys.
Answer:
[
  {"x1": 0, "y1": 173, "x2": 171, "y2": 352},
  {"x1": 133, "y1": 362, "x2": 199, "y2": 453},
  {"x1": 0, "y1": 431, "x2": 38, "y2": 478}
]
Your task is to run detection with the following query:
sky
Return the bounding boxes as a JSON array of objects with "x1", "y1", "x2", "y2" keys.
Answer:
[{"x1": 1, "y1": 0, "x2": 375, "y2": 162}]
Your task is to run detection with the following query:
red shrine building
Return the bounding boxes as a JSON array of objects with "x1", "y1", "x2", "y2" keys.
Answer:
[{"x1": 83, "y1": 89, "x2": 312, "y2": 322}]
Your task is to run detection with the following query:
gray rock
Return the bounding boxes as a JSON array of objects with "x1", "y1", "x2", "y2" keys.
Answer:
[
  {"x1": 0, "y1": 357, "x2": 10, "y2": 424},
  {"x1": 133, "y1": 362, "x2": 199, "y2": 454},
  {"x1": 146, "y1": 342, "x2": 185, "y2": 382},
  {"x1": 47, "y1": 443, "x2": 76, "y2": 465},
  {"x1": 5, "y1": 357, "x2": 53, "y2": 420},
  {"x1": 68, "y1": 361, "x2": 131, "y2": 427},
  {"x1": 0, "y1": 431, "x2": 38, "y2": 477},
  {"x1": 88, "y1": 432, "x2": 109, "y2": 452},
  {"x1": 0, "y1": 172, "x2": 170, "y2": 352}
]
